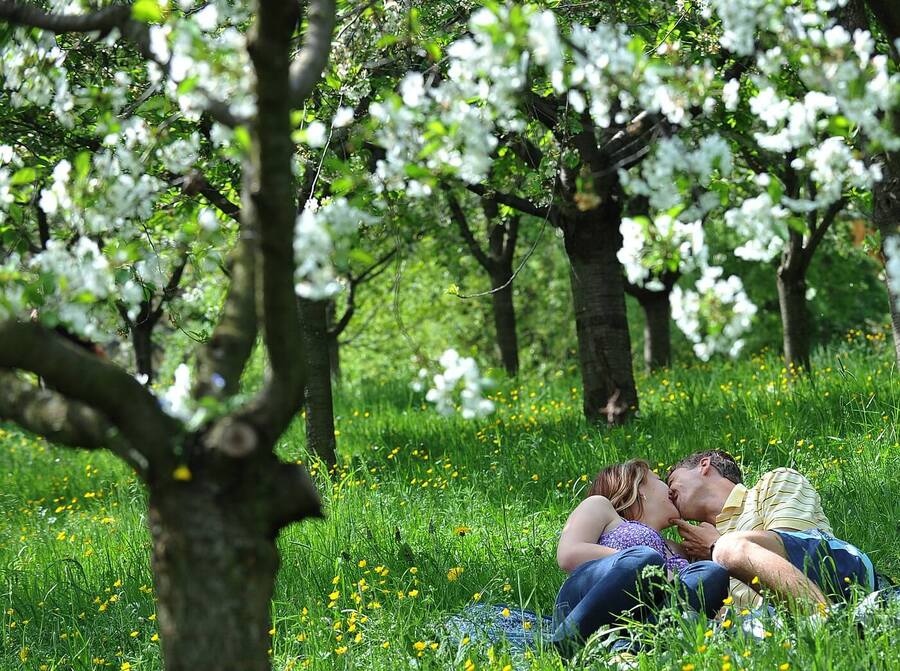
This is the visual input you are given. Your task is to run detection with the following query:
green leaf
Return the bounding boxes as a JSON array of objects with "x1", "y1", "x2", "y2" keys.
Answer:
[
  {"x1": 74, "y1": 151, "x2": 91, "y2": 180},
  {"x1": 376, "y1": 35, "x2": 399, "y2": 49},
  {"x1": 132, "y1": 0, "x2": 163, "y2": 23},
  {"x1": 349, "y1": 249, "x2": 375, "y2": 265},
  {"x1": 233, "y1": 126, "x2": 252, "y2": 152},
  {"x1": 10, "y1": 167, "x2": 36, "y2": 186}
]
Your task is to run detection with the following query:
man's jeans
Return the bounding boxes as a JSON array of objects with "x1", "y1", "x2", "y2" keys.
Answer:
[{"x1": 551, "y1": 546, "x2": 729, "y2": 650}]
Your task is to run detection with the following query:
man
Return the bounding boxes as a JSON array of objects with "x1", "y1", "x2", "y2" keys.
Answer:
[{"x1": 667, "y1": 450, "x2": 875, "y2": 611}]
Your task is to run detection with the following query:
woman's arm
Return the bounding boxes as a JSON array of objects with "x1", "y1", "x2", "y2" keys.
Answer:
[{"x1": 557, "y1": 496, "x2": 621, "y2": 573}]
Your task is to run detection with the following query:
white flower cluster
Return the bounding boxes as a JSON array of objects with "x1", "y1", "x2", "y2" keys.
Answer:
[
  {"x1": 28, "y1": 238, "x2": 131, "y2": 339},
  {"x1": 671, "y1": 266, "x2": 758, "y2": 361},
  {"x1": 147, "y1": 3, "x2": 255, "y2": 125},
  {"x1": 724, "y1": 190, "x2": 789, "y2": 262},
  {"x1": 0, "y1": 28, "x2": 74, "y2": 126},
  {"x1": 293, "y1": 198, "x2": 377, "y2": 299},
  {"x1": 159, "y1": 363, "x2": 194, "y2": 421},
  {"x1": 618, "y1": 216, "x2": 705, "y2": 289},
  {"x1": 370, "y1": 75, "x2": 499, "y2": 195},
  {"x1": 371, "y1": 5, "x2": 714, "y2": 197},
  {"x1": 702, "y1": 0, "x2": 784, "y2": 56},
  {"x1": 885, "y1": 236, "x2": 900, "y2": 311},
  {"x1": 423, "y1": 349, "x2": 494, "y2": 419},
  {"x1": 617, "y1": 135, "x2": 732, "y2": 287},
  {"x1": 620, "y1": 135, "x2": 732, "y2": 217}
]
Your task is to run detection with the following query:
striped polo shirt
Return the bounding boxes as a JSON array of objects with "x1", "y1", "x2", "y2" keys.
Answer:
[{"x1": 715, "y1": 467, "x2": 832, "y2": 609}]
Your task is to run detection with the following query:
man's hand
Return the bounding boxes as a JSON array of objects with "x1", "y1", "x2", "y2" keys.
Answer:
[{"x1": 672, "y1": 519, "x2": 721, "y2": 561}]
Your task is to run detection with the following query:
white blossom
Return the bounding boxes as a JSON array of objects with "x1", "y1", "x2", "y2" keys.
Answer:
[
  {"x1": 424, "y1": 349, "x2": 494, "y2": 419},
  {"x1": 671, "y1": 266, "x2": 757, "y2": 361},
  {"x1": 885, "y1": 236, "x2": 900, "y2": 310},
  {"x1": 159, "y1": 363, "x2": 194, "y2": 421}
]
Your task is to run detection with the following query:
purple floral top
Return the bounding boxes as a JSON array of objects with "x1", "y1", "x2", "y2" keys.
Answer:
[{"x1": 599, "y1": 520, "x2": 689, "y2": 573}]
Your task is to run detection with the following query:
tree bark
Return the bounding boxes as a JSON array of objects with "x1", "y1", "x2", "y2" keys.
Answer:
[
  {"x1": 561, "y1": 209, "x2": 638, "y2": 424},
  {"x1": 298, "y1": 297, "x2": 337, "y2": 466},
  {"x1": 776, "y1": 263, "x2": 812, "y2": 373},
  {"x1": 325, "y1": 298, "x2": 342, "y2": 383},
  {"x1": 637, "y1": 290, "x2": 672, "y2": 372},
  {"x1": 149, "y1": 488, "x2": 277, "y2": 671},
  {"x1": 147, "y1": 450, "x2": 320, "y2": 671},
  {"x1": 489, "y1": 262, "x2": 520, "y2": 376},
  {"x1": 132, "y1": 321, "x2": 155, "y2": 383}
]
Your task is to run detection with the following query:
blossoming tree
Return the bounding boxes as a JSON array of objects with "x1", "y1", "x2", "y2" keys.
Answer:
[{"x1": 0, "y1": 1, "x2": 348, "y2": 669}]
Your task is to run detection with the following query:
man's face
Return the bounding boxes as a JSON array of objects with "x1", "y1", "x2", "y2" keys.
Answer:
[{"x1": 667, "y1": 466, "x2": 704, "y2": 520}]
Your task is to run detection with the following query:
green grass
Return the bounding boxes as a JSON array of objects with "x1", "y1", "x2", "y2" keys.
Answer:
[{"x1": 2, "y1": 331, "x2": 899, "y2": 670}]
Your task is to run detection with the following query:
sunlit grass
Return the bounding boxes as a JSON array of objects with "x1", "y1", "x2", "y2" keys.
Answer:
[{"x1": 2, "y1": 331, "x2": 898, "y2": 670}]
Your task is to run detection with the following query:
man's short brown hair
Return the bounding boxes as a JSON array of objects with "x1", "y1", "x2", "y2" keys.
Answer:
[{"x1": 667, "y1": 450, "x2": 743, "y2": 485}]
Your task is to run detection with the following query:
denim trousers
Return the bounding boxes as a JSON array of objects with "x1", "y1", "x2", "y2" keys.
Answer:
[{"x1": 551, "y1": 546, "x2": 729, "y2": 649}]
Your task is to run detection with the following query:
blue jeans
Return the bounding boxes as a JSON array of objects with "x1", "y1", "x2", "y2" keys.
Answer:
[{"x1": 552, "y1": 546, "x2": 729, "y2": 650}]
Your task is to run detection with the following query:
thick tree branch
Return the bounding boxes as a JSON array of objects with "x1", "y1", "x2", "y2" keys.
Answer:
[
  {"x1": 176, "y1": 172, "x2": 242, "y2": 223},
  {"x1": 289, "y1": 0, "x2": 337, "y2": 107},
  {"x1": 442, "y1": 185, "x2": 494, "y2": 271},
  {"x1": 0, "y1": 1, "x2": 134, "y2": 34},
  {"x1": 800, "y1": 197, "x2": 847, "y2": 272},
  {"x1": 502, "y1": 214, "x2": 520, "y2": 265},
  {"x1": 328, "y1": 247, "x2": 397, "y2": 338},
  {"x1": 0, "y1": 321, "x2": 179, "y2": 472},
  {"x1": 465, "y1": 183, "x2": 549, "y2": 219},
  {"x1": 233, "y1": 0, "x2": 307, "y2": 445},
  {"x1": 194, "y1": 231, "x2": 258, "y2": 400},
  {"x1": 0, "y1": 371, "x2": 150, "y2": 469}
]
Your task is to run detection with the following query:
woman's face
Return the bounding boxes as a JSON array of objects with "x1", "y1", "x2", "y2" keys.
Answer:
[{"x1": 639, "y1": 470, "x2": 680, "y2": 524}]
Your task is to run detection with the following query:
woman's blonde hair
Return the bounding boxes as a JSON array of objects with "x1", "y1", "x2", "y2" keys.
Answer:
[{"x1": 587, "y1": 459, "x2": 650, "y2": 520}]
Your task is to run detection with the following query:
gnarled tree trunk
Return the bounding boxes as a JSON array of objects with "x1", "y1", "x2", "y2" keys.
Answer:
[
  {"x1": 325, "y1": 298, "x2": 342, "y2": 383},
  {"x1": 561, "y1": 208, "x2": 637, "y2": 424},
  {"x1": 132, "y1": 321, "x2": 155, "y2": 382},
  {"x1": 149, "y1": 484, "x2": 279, "y2": 671}
]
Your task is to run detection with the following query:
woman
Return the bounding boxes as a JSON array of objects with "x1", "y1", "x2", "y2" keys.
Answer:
[{"x1": 552, "y1": 459, "x2": 729, "y2": 651}]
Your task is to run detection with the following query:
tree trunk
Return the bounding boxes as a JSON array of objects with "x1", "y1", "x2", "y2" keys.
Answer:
[
  {"x1": 298, "y1": 297, "x2": 337, "y2": 466},
  {"x1": 561, "y1": 209, "x2": 638, "y2": 424},
  {"x1": 325, "y1": 299, "x2": 341, "y2": 383},
  {"x1": 776, "y1": 264, "x2": 813, "y2": 373},
  {"x1": 873, "y1": 158, "x2": 900, "y2": 365},
  {"x1": 148, "y1": 485, "x2": 279, "y2": 671},
  {"x1": 637, "y1": 290, "x2": 672, "y2": 372},
  {"x1": 489, "y1": 262, "x2": 519, "y2": 376},
  {"x1": 132, "y1": 321, "x2": 155, "y2": 383}
]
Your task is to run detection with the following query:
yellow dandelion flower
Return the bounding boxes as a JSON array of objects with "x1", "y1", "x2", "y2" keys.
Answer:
[
  {"x1": 682, "y1": 665, "x2": 695, "y2": 671},
  {"x1": 358, "y1": 560, "x2": 367, "y2": 568},
  {"x1": 779, "y1": 665, "x2": 790, "y2": 671},
  {"x1": 413, "y1": 641, "x2": 426, "y2": 651},
  {"x1": 130, "y1": 630, "x2": 139, "y2": 637},
  {"x1": 407, "y1": 589, "x2": 419, "y2": 598},
  {"x1": 172, "y1": 465, "x2": 192, "y2": 481},
  {"x1": 722, "y1": 596, "x2": 733, "y2": 605},
  {"x1": 335, "y1": 645, "x2": 347, "y2": 655},
  {"x1": 447, "y1": 567, "x2": 464, "y2": 581},
  {"x1": 328, "y1": 590, "x2": 340, "y2": 600},
  {"x1": 722, "y1": 619, "x2": 732, "y2": 628},
  {"x1": 121, "y1": 664, "x2": 131, "y2": 671},
  {"x1": 501, "y1": 608, "x2": 510, "y2": 617},
  {"x1": 151, "y1": 634, "x2": 159, "y2": 642},
  {"x1": 473, "y1": 592, "x2": 481, "y2": 602}
]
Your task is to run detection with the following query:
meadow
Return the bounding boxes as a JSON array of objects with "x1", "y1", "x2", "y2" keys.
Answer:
[{"x1": 2, "y1": 330, "x2": 899, "y2": 671}]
